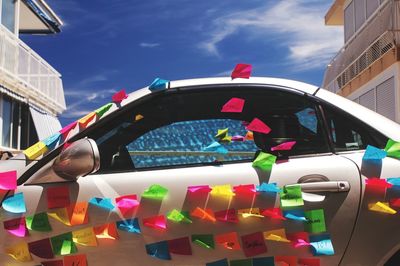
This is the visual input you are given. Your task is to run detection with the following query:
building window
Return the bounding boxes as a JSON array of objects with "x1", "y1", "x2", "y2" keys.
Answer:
[
  {"x1": 1, "y1": 0, "x2": 16, "y2": 33},
  {"x1": 1, "y1": 95, "x2": 12, "y2": 147},
  {"x1": 344, "y1": 1, "x2": 355, "y2": 42}
]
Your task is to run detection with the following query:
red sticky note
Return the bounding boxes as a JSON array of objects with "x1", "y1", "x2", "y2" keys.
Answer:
[
  {"x1": 59, "y1": 121, "x2": 77, "y2": 140},
  {"x1": 221, "y1": 98, "x2": 245, "y2": 113},
  {"x1": 215, "y1": 209, "x2": 238, "y2": 223},
  {"x1": 298, "y1": 258, "x2": 320, "y2": 266},
  {"x1": 94, "y1": 223, "x2": 119, "y2": 240},
  {"x1": 28, "y1": 238, "x2": 54, "y2": 259},
  {"x1": 0, "y1": 170, "x2": 17, "y2": 190},
  {"x1": 261, "y1": 208, "x2": 286, "y2": 220},
  {"x1": 241, "y1": 232, "x2": 267, "y2": 257},
  {"x1": 187, "y1": 185, "x2": 212, "y2": 194},
  {"x1": 246, "y1": 118, "x2": 271, "y2": 134},
  {"x1": 191, "y1": 207, "x2": 216, "y2": 222},
  {"x1": 64, "y1": 254, "x2": 87, "y2": 266},
  {"x1": 231, "y1": 63, "x2": 252, "y2": 79},
  {"x1": 271, "y1": 141, "x2": 297, "y2": 151},
  {"x1": 168, "y1": 237, "x2": 192, "y2": 255},
  {"x1": 112, "y1": 89, "x2": 128, "y2": 103},
  {"x1": 275, "y1": 256, "x2": 297, "y2": 266},
  {"x1": 215, "y1": 232, "x2": 241, "y2": 250},
  {"x1": 3, "y1": 217, "x2": 28, "y2": 237},
  {"x1": 115, "y1": 195, "x2": 139, "y2": 216},
  {"x1": 41, "y1": 260, "x2": 63, "y2": 266},
  {"x1": 47, "y1": 186, "x2": 70, "y2": 209},
  {"x1": 233, "y1": 184, "x2": 256, "y2": 195},
  {"x1": 143, "y1": 215, "x2": 167, "y2": 230},
  {"x1": 390, "y1": 198, "x2": 400, "y2": 207},
  {"x1": 366, "y1": 178, "x2": 393, "y2": 188}
]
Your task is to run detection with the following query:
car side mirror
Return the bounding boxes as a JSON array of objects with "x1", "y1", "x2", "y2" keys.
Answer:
[{"x1": 52, "y1": 138, "x2": 100, "y2": 181}]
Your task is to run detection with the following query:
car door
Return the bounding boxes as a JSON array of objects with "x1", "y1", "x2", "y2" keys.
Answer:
[{"x1": 1, "y1": 84, "x2": 361, "y2": 265}]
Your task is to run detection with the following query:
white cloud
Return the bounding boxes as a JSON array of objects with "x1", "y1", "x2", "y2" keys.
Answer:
[
  {"x1": 199, "y1": 0, "x2": 343, "y2": 70},
  {"x1": 139, "y1": 42, "x2": 161, "y2": 48}
]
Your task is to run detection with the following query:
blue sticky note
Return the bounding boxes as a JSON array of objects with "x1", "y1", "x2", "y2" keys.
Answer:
[
  {"x1": 256, "y1": 182, "x2": 281, "y2": 193},
  {"x1": 252, "y1": 256, "x2": 275, "y2": 266},
  {"x1": 387, "y1": 178, "x2": 400, "y2": 186},
  {"x1": 206, "y1": 258, "x2": 229, "y2": 266},
  {"x1": 310, "y1": 234, "x2": 335, "y2": 256},
  {"x1": 203, "y1": 141, "x2": 228, "y2": 154},
  {"x1": 149, "y1": 78, "x2": 169, "y2": 91},
  {"x1": 43, "y1": 133, "x2": 61, "y2": 149},
  {"x1": 2, "y1": 192, "x2": 26, "y2": 213},
  {"x1": 89, "y1": 197, "x2": 115, "y2": 211},
  {"x1": 284, "y1": 210, "x2": 307, "y2": 221},
  {"x1": 363, "y1": 145, "x2": 387, "y2": 161},
  {"x1": 145, "y1": 241, "x2": 171, "y2": 260},
  {"x1": 116, "y1": 218, "x2": 141, "y2": 234}
]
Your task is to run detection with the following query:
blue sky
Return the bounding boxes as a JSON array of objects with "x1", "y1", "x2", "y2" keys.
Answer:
[{"x1": 21, "y1": 0, "x2": 343, "y2": 126}]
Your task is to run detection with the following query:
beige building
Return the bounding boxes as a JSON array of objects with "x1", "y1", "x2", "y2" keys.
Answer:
[
  {"x1": 323, "y1": 0, "x2": 400, "y2": 122},
  {"x1": 0, "y1": 0, "x2": 65, "y2": 152}
]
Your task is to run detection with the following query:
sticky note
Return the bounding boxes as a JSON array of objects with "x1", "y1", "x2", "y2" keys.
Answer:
[
  {"x1": 233, "y1": 184, "x2": 256, "y2": 195},
  {"x1": 116, "y1": 194, "x2": 139, "y2": 216},
  {"x1": 68, "y1": 201, "x2": 89, "y2": 226},
  {"x1": 149, "y1": 78, "x2": 169, "y2": 91},
  {"x1": 271, "y1": 141, "x2": 296, "y2": 151},
  {"x1": 47, "y1": 208, "x2": 71, "y2": 226},
  {"x1": 2, "y1": 192, "x2": 26, "y2": 213},
  {"x1": 167, "y1": 209, "x2": 192, "y2": 223},
  {"x1": 261, "y1": 207, "x2": 286, "y2": 220},
  {"x1": 293, "y1": 238, "x2": 311, "y2": 248},
  {"x1": 252, "y1": 152, "x2": 276, "y2": 171},
  {"x1": 95, "y1": 103, "x2": 113, "y2": 118},
  {"x1": 280, "y1": 185, "x2": 304, "y2": 208},
  {"x1": 368, "y1": 201, "x2": 397, "y2": 214},
  {"x1": 191, "y1": 207, "x2": 216, "y2": 222},
  {"x1": 284, "y1": 209, "x2": 307, "y2": 221},
  {"x1": 241, "y1": 232, "x2": 267, "y2": 257},
  {"x1": 6, "y1": 241, "x2": 32, "y2": 262},
  {"x1": 112, "y1": 89, "x2": 128, "y2": 103},
  {"x1": 59, "y1": 121, "x2": 77, "y2": 140},
  {"x1": 116, "y1": 218, "x2": 141, "y2": 233},
  {"x1": 143, "y1": 215, "x2": 167, "y2": 230},
  {"x1": 41, "y1": 260, "x2": 64, "y2": 266},
  {"x1": 26, "y1": 212, "x2": 52, "y2": 232},
  {"x1": 232, "y1": 135, "x2": 245, "y2": 142},
  {"x1": 245, "y1": 131, "x2": 254, "y2": 140},
  {"x1": 187, "y1": 185, "x2": 212, "y2": 194},
  {"x1": 94, "y1": 223, "x2": 119, "y2": 240},
  {"x1": 43, "y1": 133, "x2": 62, "y2": 149},
  {"x1": 230, "y1": 259, "x2": 252, "y2": 266},
  {"x1": 210, "y1": 184, "x2": 235, "y2": 197},
  {"x1": 215, "y1": 128, "x2": 229, "y2": 139},
  {"x1": 366, "y1": 178, "x2": 393, "y2": 189},
  {"x1": 3, "y1": 217, "x2": 28, "y2": 237},
  {"x1": 203, "y1": 141, "x2": 228, "y2": 154},
  {"x1": 252, "y1": 257, "x2": 275, "y2": 266},
  {"x1": 309, "y1": 234, "x2": 335, "y2": 256},
  {"x1": 275, "y1": 256, "x2": 297, "y2": 265},
  {"x1": 390, "y1": 198, "x2": 400, "y2": 207},
  {"x1": 78, "y1": 112, "x2": 96, "y2": 128},
  {"x1": 23, "y1": 141, "x2": 48, "y2": 160},
  {"x1": 304, "y1": 209, "x2": 326, "y2": 233},
  {"x1": 215, "y1": 232, "x2": 241, "y2": 250},
  {"x1": 168, "y1": 237, "x2": 192, "y2": 255},
  {"x1": 238, "y1": 208, "x2": 264, "y2": 218},
  {"x1": 28, "y1": 238, "x2": 54, "y2": 259},
  {"x1": 135, "y1": 114, "x2": 144, "y2": 121},
  {"x1": 231, "y1": 63, "x2": 252, "y2": 79},
  {"x1": 72, "y1": 227, "x2": 97, "y2": 246},
  {"x1": 145, "y1": 241, "x2": 171, "y2": 260},
  {"x1": 257, "y1": 182, "x2": 281, "y2": 193},
  {"x1": 387, "y1": 177, "x2": 400, "y2": 186},
  {"x1": 64, "y1": 254, "x2": 87, "y2": 266},
  {"x1": 246, "y1": 118, "x2": 271, "y2": 134},
  {"x1": 363, "y1": 145, "x2": 387, "y2": 161},
  {"x1": 384, "y1": 139, "x2": 400, "y2": 159},
  {"x1": 191, "y1": 234, "x2": 214, "y2": 249},
  {"x1": 263, "y1": 229, "x2": 290, "y2": 243},
  {"x1": 287, "y1": 231, "x2": 310, "y2": 246},
  {"x1": 221, "y1": 97, "x2": 245, "y2": 113},
  {"x1": 142, "y1": 184, "x2": 168, "y2": 200},
  {"x1": 89, "y1": 197, "x2": 115, "y2": 211},
  {"x1": 298, "y1": 258, "x2": 320, "y2": 266},
  {"x1": 215, "y1": 209, "x2": 239, "y2": 223},
  {"x1": 47, "y1": 186, "x2": 70, "y2": 209},
  {"x1": 50, "y1": 232, "x2": 77, "y2": 255},
  {"x1": 0, "y1": 170, "x2": 17, "y2": 190}
]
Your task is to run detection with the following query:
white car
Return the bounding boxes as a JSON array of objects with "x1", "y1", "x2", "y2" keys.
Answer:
[{"x1": 1, "y1": 77, "x2": 400, "y2": 266}]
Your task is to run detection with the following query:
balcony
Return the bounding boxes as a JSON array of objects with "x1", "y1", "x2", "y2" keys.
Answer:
[
  {"x1": 0, "y1": 24, "x2": 65, "y2": 115},
  {"x1": 322, "y1": 0, "x2": 398, "y2": 94}
]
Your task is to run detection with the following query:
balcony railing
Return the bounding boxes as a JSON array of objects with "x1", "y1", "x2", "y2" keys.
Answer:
[
  {"x1": 0, "y1": 25, "x2": 65, "y2": 114},
  {"x1": 322, "y1": 0, "x2": 398, "y2": 93}
]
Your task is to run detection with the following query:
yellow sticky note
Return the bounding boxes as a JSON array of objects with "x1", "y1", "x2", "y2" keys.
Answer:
[
  {"x1": 23, "y1": 141, "x2": 48, "y2": 160},
  {"x1": 72, "y1": 227, "x2": 98, "y2": 247},
  {"x1": 6, "y1": 242, "x2": 32, "y2": 262},
  {"x1": 210, "y1": 184, "x2": 235, "y2": 197},
  {"x1": 78, "y1": 112, "x2": 96, "y2": 128},
  {"x1": 135, "y1": 114, "x2": 144, "y2": 121},
  {"x1": 263, "y1": 229, "x2": 290, "y2": 242},
  {"x1": 48, "y1": 208, "x2": 71, "y2": 226},
  {"x1": 238, "y1": 208, "x2": 263, "y2": 218},
  {"x1": 368, "y1": 201, "x2": 397, "y2": 214}
]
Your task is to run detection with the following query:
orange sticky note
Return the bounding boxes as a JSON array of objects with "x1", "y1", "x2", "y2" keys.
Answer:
[
  {"x1": 64, "y1": 254, "x2": 87, "y2": 266},
  {"x1": 93, "y1": 223, "x2": 119, "y2": 240},
  {"x1": 191, "y1": 207, "x2": 216, "y2": 222},
  {"x1": 78, "y1": 112, "x2": 96, "y2": 128},
  {"x1": 68, "y1": 202, "x2": 89, "y2": 226},
  {"x1": 245, "y1": 131, "x2": 254, "y2": 141},
  {"x1": 72, "y1": 227, "x2": 97, "y2": 247},
  {"x1": 135, "y1": 114, "x2": 144, "y2": 121},
  {"x1": 6, "y1": 242, "x2": 32, "y2": 262},
  {"x1": 215, "y1": 232, "x2": 241, "y2": 250}
]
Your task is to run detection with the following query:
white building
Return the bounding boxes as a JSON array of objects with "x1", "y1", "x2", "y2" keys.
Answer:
[
  {"x1": 323, "y1": 0, "x2": 400, "y2": 122},
  {"x1": 0, "y1": 0, "x2": 65, "y2": 152}
]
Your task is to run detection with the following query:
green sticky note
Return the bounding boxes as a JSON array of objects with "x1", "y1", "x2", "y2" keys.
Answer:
[
  {"x1": 95, "y1": 103, "x2": 113, "y2": 118},
  {"x1": 25, "y1": 212, "x2": 52, "y2": 232},
  {"x1": 384, "y1": 139, "x2": 400, "y2": 159},
  {"x1": 230, "y1": 259, "x2": 252, "y2": 266},
  {"x1": 191, "y1": 234, "x2": 215, "y2": 249},
  {"x1": 167, "y1": 209, "x2": 192, "y2": 223},
  {"x1": 305, "y1": 209, "x2": 326, "y2": 233},
  {"x1": 252, "y1": 152, "x2": 277, "y2": 171},
  {"x1": 51, "y1": 232, "x2": 77, "y2": 255},
  {"x1": 280, "y1": 185, "x2": 304, "y2": 208},
  {"x1": 142, "y1": 184, "x2": 168, "y2": 200}
]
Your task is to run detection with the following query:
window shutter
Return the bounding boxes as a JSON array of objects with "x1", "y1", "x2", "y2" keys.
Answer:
[
  {"x1": 355, "y1": 0, "x2": 366, "y2": 31},
  {"x1": 376, "y1": 77, "x2": 396, "y2": 121},
  {"x1": 344, "y1": 1, "x2": 355, "y2": 42},
  {"x1": 366, "y1": 0, "x2": 379, "y2": 18},
  {"x1": 359, "y1": 88, "x2": 376, "y2": 111}
]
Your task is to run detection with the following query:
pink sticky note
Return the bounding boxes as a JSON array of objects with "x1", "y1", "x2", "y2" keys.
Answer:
[
  {"x1": 115, "y1": 195, "x2": 139, "y2": 216},
  {"x1": 0, "y1": 170, "x2": 17, "y2": 190},
  {"x1": 246, "y1": 118, "x2": 271, "y2": 134},
  {"x1": 233, "y1": 184, "x2": 256, "y2": 195},
  {"x1": 241, "y1": 232, "x2": 267, "y2": 257},
  {"x1": 287, "y1": 232, "x2": 309, "y2": 248},
  {"x1": 231, "y1": 135, "x2": 245, "y2": 142},
  {"x1": 59, "y1": 121, "x2": 77, "y2": 140},
  {"x1": 215, "y1": 209, "x2": 239, "y2": 223},
  {"x1": 112, "y1": 89, "x2": 128, "y2": 103},
  {"x1": 231, "y1": 63, "x2": 252, "y2": 79},
  {"x1": 261, "y1": 208, "x2": 286, "y2": 220},
  {"x1": 271, "y1": 141, "x2": 296, "y2": 151},
  {"x1": 221, "y1": 98, "x2": 245, "y2": 113},
  {"x1": 187, "y1": 185, "x2": 212, "y2": 194},
  {"x1": 3, "y1": 217, "x2": 28, "y2": 237},
  {"x1": 168, "y1": 237, "x2": 192, "y2": 255},
  {"x1": 293, "y1": 238, "x2": 311, "y2": 248},
  {"x1": 143, "y1": 215, "x2": 167, "y2": 230}
]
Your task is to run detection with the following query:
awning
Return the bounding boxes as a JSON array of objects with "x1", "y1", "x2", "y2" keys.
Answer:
[
  {"x1": 0, "y1": 86, "x2": 27, "y2": 103},
  {"x1": 20, "y1": 0, "x2": 62, "y2": 34},
  {"x1": 29, "y1": 105, "x2": 62, "y2": 140}
]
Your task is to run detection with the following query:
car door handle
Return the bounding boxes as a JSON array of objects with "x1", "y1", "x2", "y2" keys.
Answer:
[{"x1": 285, "y1": 181, "x2": 350, "y2": 193}]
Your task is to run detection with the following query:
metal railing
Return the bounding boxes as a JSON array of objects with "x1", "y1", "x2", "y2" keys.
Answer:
[{"x1": 0, "y1": 25, "x2": 65, "y2": 114}]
